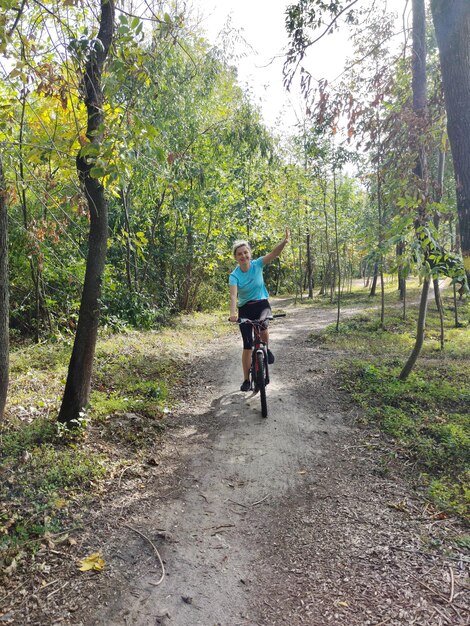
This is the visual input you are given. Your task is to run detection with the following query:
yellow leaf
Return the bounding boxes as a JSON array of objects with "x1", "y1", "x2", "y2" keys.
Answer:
[
  {"x1": 78, "y1": 551, "x2": 105, "y2": 572},
  {"x1": 338, "y1": 601, "x2": 349, "y2": 607},
  {"x1": 387, "y1": 500, "x2": 409, "y2": 513}
]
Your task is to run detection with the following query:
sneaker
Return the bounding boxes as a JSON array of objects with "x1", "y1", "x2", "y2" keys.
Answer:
[
  {"x1": 267, "y1": 349, "x2": 275, "y2": 364},
  {"x1": 240, "y1": 379, "x2": 251, "y2": 392}
]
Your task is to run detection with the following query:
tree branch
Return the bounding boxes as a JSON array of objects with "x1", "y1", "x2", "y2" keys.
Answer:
[{"x1": 7, "y1": 0, "x2": 27, "y2": 37}]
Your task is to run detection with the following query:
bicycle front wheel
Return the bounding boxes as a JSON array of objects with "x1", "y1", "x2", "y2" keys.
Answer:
[{"x1": 256, "y1": 350, "x2": 268, "y2": 418}]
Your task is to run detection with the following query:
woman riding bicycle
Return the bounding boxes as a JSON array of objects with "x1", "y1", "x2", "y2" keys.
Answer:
[{"x1": 229, "y1": 229, "x2": 290, "y2": 391}]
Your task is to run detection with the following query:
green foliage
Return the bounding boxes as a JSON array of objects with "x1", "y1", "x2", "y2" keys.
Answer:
[
  {"x1": 20, "y1": 445, "x2": 107, "y2": 496},
  {"x1": 101, "y1": 284, "x2": 172, "y2": 330},
  {"x1": 427, "y1": 474, "x2": 470, "y2": 518},
  {"x1": 316, "y1": 287, "x2": 470, "y2": 517},
  {"x1": 1, "y1": 416, "x2": 58, "y2": 459},
  {"x1": 1, "y1": 421, "x2": 107, "y2": 552}
]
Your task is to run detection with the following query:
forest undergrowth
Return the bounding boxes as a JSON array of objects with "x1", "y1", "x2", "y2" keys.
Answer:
[
  {"x1": 0, "y1": 312, "x2": 229, "y2": 584},
  {"x1": 312, "y1": 282, "x2": 470, "y2": 519}
]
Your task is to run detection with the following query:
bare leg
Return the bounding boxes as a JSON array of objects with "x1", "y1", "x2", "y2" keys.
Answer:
[
  {"x1": 260, "y1": 328, "x2": 269, "y2": 346},
  {"x1": 242, "y1": 349, "x2": 251, "y2": 380}
]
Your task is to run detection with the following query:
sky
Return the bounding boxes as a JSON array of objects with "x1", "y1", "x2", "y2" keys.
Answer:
[{"x1": 190, "y1": 0, "x2": 410, "y2": 132}]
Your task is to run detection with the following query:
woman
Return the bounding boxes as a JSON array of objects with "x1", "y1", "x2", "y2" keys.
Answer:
[{"x1": 229, "y1": 229, "x2": 290, "y2": 391}]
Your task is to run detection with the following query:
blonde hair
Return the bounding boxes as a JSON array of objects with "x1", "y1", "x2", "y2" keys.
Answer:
[{"x1": 232, "y1": 240, "x2": 251, "y2": 257}]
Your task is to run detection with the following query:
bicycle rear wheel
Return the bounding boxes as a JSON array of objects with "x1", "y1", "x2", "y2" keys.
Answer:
[{"x1": 256, "y1": 350, "x2": 268, "y2": 418}]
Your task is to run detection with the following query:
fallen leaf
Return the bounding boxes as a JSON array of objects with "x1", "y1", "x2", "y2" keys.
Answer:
[
  {"x1": 387, "y1": 501, "x2": 409, "y2": 513},
  {"x1": 1, "y1": 515, "x2": 18, "y2": 534},
  {"x1": 78, "y1": 551, "x2": 105, "y2": 572},
  {"x1": 5, "y1": 558, "x2": 17, "y2": 576}
]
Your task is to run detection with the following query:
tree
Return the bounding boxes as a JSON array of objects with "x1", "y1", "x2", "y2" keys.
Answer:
[
  {"x1": 58, "y1": 0, "x2": 115, "y2": 424},
  {"x1": 431, "y1": 0, "x2": 470, "y2": 285},
  {"x1": 399, "y1": 0, "x2": 428, "y2": 381},
  {"x1": 0, "y1": 155, "x2": 8, "y2": 420}
]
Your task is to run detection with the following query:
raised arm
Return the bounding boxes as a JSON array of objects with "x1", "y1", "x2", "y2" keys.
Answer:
[{"x1": 263, "y1": 228, "x2": 290, "y2": 265}]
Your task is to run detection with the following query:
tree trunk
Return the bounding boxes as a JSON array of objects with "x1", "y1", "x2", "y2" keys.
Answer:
[
  {"x1": 291, "y1": 242, "x2": 299, "y2": 304},
  {"x1": 433, "y1": 148, "x2": 446, "y2": 349},
  {"x1": 58, "y1": 0, "x2": 115, "y2": 424},
  {"x1": 18, "y1": 91, "x2": 42, "y2": 340},
  {"x1": 400, "y1": 0, "x2": 428, "y2": 381},
  {"x1": 120, "y1": 186, "x2": 133, "y2": 292},
  {"x1": 0, "y1": 156, "x2": 9, "y2": 420},
  {"x1": 397, "y1": 242, "x2": 406, "y2": 300},
  {"x1": 399, "y1": 277, "x2": 430, "y2": 380},
  {"x1": 380, "y1": 270, "x2": 385, "y2": 328},
  {"x1": 333, "y1": 168, "x2": 341, "y2": 331},
  {"x1": 297, "y1": 222, "x2": 303, "y2": 301},
  {"x1": 431, "y1": 0, "x2": 470, "y2": 283},
  {"x1": 453, "y1": 282, "x2": 459, "y2": 327},
  {"x1": 369, "y1": 262, "x2": 378, "y2": 296},
  {"x1": 433, "y1": 277, "x2": 445, "y2": 349},
  {"x1": 402, "y1": 279, "x2": 407, "y2": 320},
  {"x1": 306, "y1": 231, "x2": 313, "y2": 298},
  {"x1": 376, "y1": 143, "x2": 385, "y2": 327}
]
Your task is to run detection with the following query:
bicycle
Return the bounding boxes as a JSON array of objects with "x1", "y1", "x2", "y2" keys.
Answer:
[{"x1": 238, "y1": 314, "x2": 286, "y2": 418}]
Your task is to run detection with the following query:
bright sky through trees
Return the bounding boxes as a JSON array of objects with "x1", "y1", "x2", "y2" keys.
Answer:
[{"x1": 191, "y1": 0, "x2": 411, "y2": 130}]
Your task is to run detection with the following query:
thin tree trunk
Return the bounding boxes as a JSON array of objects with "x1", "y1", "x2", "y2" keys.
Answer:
[
  {"x1": 18, "y1": 90, "x2": 41, "y2": 340},
  {"x1": 291, "y1": 241, "x2": 299, "y2": 304},
  {"x1": 377, "y1": 156, "x2": 385, "y2": 327},
  {"x1": 306, "y1": 231, "x2": 313, "y2": 298},
  {"x1": 397, "y1": 242, "x2": 406, "y2": 300},
  {"x1": 330, "y1": 254, "x2": 335, "y2": 303},
  {"x1": 120, "y1": 186, "x2": 133, "y2": 292},
  {"x1": 402, "y1": 280, "x2": 407, "y2": 320},
  {"x1": 0, "y1": 156, "x2": 9, "y2": 420},
  {"x1": 399, "y1": 277, "x2": 430, "y2": 380},
  {"x1": 433, "y1": 278, "x2": 444, "y2": 349},
  {"x1": 433, "y1": 147, "x2": 446, "y2": 349},
  {"x1": 400, "y1": 0, "x2": 428, "y2": 380},
  {"x1": 58, "y1": 0, "x2": 115, "y2": 424},
  {"x1": 369, "y1": 262, "x2": 378, "y2": 296},
  {"x1": 453, "y1": 282, "x2": 459, "y2": 327},
  {"x1": 141, "y1": 189, "x2": 166, "y2": 285},
  {"x1": 380, "y1": 270, "x2": 385, "y2": 328},
  {"x1": 333, "y1": 168, "x2": 341, "y2": 331},
  {"x1": 319, "y1": 259, "x2": 326, "y2": 295},
  {"x1": 297, "y1": 217, "x2": 303, "y2": 301}
]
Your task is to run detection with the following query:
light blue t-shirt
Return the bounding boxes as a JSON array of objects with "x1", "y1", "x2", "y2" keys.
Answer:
[{"x1": 229, "y1": 257, "x2": 269, "y2": 307}]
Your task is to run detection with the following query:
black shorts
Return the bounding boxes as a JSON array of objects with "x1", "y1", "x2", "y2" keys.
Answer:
[{"x1": 238, "y1": 299, "x2": 272, "y2": 349}]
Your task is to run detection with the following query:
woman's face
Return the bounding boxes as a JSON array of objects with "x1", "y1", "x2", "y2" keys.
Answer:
[{"x1": 235, "y1": 245, "x2": 251, "y2": 267}]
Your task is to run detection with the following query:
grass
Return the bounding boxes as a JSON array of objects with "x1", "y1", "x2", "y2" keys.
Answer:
[
  {"x1": 0, "y1": 311, "x2": 229, "y2": 561},
  {"x1": 310, "y1": 282, "x2": 470, "y2": 518}
]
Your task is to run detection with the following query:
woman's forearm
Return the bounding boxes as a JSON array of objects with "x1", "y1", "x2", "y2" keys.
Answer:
[
  {"x1": 271, "y1": 238, "x2": 288, "y2": 259},
  {"x1": 264, "y1": 230, "x2": 290, "y2": 265},
  {"x1": 230, "y1": 288, "x2": 238, "y2": 318}
]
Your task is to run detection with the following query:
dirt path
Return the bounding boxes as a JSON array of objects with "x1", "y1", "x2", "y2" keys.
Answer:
[{"x1": 57, "y1": 301, "x2": 469, "y2": 625}]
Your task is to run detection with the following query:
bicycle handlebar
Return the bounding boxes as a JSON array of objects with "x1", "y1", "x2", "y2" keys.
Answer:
[{"x1": 235, "y1": 313, "x2": 286, "y2": 324}]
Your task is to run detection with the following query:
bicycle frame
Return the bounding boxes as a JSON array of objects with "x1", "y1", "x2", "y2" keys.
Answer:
[
  {"x1": 236, "y1": 314, "x2": 285, "y2": 418},
  {"x1": 238, "y1": 317, "x2": 271, "y2": 391}
]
